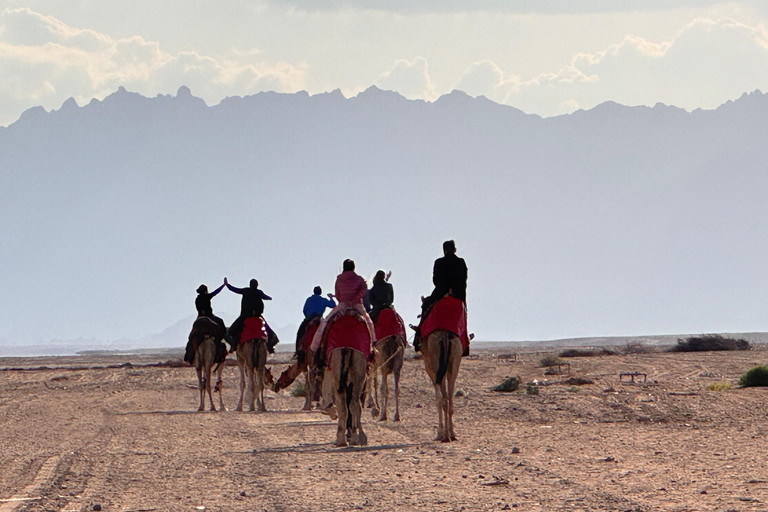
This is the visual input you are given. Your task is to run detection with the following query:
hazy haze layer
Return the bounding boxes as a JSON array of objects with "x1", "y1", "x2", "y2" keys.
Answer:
[{"x1": 1, "y1": 86, "x2": 768, "y2": 349}]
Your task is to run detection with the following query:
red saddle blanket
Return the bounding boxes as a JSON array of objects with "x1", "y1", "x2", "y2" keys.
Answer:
[
  {"x1": 374, "y1": 307, "x2": 407, "y2": 341},
  {"x1": 420, "y1": 296, "x2": 469, "y2": 352},
  {"x1": 326, "y1": 314, "x2": 372, "y2": 362},
  {"x1": 241, "y1": 316, "x2": 267, "y2": 346},
  {"x1": 300, "y1": 318, "x2": 321, "y2": 353}
]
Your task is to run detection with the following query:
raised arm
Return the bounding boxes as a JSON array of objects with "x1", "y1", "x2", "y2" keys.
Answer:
[
  {"x1": 209, "y1": 282, "x2": 226, "y2": 298},
  {"x1": 225, "y1": 281, "x2": 246, "y2": 294}
]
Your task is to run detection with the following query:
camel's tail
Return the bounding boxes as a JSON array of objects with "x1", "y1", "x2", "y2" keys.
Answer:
[
  {"x1": 337, "y1": 348, "x2": 352, "y2": 395},
  {"x1": 435, "y1": 332, "x2": 451, "y2": 385}
]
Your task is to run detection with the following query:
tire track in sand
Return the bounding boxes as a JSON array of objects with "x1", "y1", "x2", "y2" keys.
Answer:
[{"x1": 0, "y1": 454, "x2": 63, "y2": 512}]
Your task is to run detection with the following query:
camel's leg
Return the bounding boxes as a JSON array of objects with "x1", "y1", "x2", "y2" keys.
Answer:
[
  {"x1": 207, "y1": 363, "x2": 217, "y2": 411},
  {"x1": 248, "y1": 368, "x2": 257, "y2": 412},
  {"x1": 434, "y1": 383, "x2": 445, "y2": 441},
  {"x1": 447, "y1": 348, "x2": 461, "y2": 441},
  {"x1": 196, "y1": 366, "x2": 205, "y2": 412},
  {"x1": 334, "y1": 385, "x2": 348, "y2": 447},
  {"x1": 257, "y1": 367, "x2": 267, "y2": 412},
  {"x1": 393, "y1": 366, "x2": 401, "y2": 422},
  {"x1": 366, "y1": 365, "x2": 377, "y2": 409},
  {"x1": 350, "y1": 365, "x2": 367, "y2": 446},
  {"x1": 378, "y1": 369, "x2": 388, "y2": 421},
  {"x1": 215, "y1": 364, "x2": 227, "y2": 412},
  {"x1": 235, "y1": 360, "x2": 246, "y2": 412},
  {"x1": 302, "y1": 371, "x2": 312, "y2": 411}
]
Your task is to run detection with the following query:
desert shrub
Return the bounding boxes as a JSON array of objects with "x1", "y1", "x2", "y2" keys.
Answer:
[
  {"x1": 491, "y1": 376, "x2": 520, "y2": 392},
  {"x1": 539, "y1": 354, "x2": 563, "y2": 367},
  {"x1": 290, "y1": 381, "x2": 307, "y2": 397},
  {"x1": 525, "y1": 382, "x2": 540, "y2": 395},
  {"x1": 706, "y1": 381, "x2": 732, "y2": 391},
  {"x1": 559, "y1": 348, "x2": 618, "y2": 358},
  {"x1": 738, "y1": 365, "x2": 768, "y2": 387},
  {"x1": 670, "y1": 334, "x2": 751, "y2": 353},
  {"x1": 562, "y1": 376, "x2": 594, "y2": 386},
  {"x1": 622, "y1": 341, "x2": 655, "y2": 355}
]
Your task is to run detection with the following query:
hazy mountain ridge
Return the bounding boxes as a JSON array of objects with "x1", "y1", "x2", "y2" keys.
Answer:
[{"x1": 2, "y1": 86, "x2": 768, "y2": 350}]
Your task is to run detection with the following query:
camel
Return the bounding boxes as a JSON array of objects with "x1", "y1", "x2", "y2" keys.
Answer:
[
  {"x1": 329, "y1": 347, "x2": 368, "y2": 447},
  {"x1": 369, "y1": 334, "x2": 405, "y2": 421},
  {"x1": 421, "y1": 329, "x2": 462, "y2": 442},
  {"x1": 273, "y1": 318, "x2": 321, "y2": 410},
  {"x1": 193, "y1": 336, "x2": 226, "y2": 411},
  {"x1": 235, "y1": 337, "x2": 270, "y2": 412}
]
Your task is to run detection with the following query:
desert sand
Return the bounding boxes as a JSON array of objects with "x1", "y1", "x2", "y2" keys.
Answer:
[{"x1": 1, "y1": 345, "x2": 767, "y2": 512}]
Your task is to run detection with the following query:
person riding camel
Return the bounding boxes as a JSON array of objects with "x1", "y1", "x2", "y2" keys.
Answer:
[
  {"x1": 225, "y1": 277, "x2": 278, "y2": 353},
  {"x1": 415, "y1": 240, "x2": 468, "y2": 354},
  {"x1": 184, "y1": 281, "x2": 227, "y2": 363},
  {"x1": 309, "y1": 259, "x2": 375, "y2": 360},
  {"x1": 367, "y1": 270, "x2": 394, "y2": 324},
  {"x1": 294, "y1": 286, "x2": 336, "y2": 360}
]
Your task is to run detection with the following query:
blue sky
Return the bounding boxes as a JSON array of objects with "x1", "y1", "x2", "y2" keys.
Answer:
[{"x1": 1, "y1": 0, "x2": 767, "y2": 125}]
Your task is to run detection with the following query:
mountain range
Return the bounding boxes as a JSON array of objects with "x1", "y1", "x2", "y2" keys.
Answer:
[{"x1": 2, "y1": 85, "x2": 768, "y2": 353}]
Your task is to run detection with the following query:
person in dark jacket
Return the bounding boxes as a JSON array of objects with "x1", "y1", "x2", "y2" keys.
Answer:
[
  {"x1": 367, "y1": 270, "x2": 394, "y2": 323},
  {"x1": 225, "y1": 277, "x2": 274, "y2": 350},
  {"x1": 195, "y1": 283, "x2": 226, "y2": 328},
  {"x1": 185, "y1": 282, "x2": 227, "y2": 363},
  {"x1": 422, "y1": 240, "x2": 467, "y2": 311},
  {"x1": 415, "y1": 240, "x2": 468, "y2": 352}
]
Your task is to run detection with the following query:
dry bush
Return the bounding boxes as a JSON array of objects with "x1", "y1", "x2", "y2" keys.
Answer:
[
  {"x1": 539, "y1": 354, "x2": 563, "y2": 367},
  {"x1": 706, "y1": 381, "x2": 732, "y2": 391},
  {"x1": 562, "y1": 376, "x2": 594, "y2": 386},
  {"x1": 621, "y1": 341, "x2": 655, "y2": 355},
  {"x1": 670, "y1": 334, "x2": 751, "y2": 353},
  {"x1": 559, "y1": 348, "x2": 618, "y2": 358},
  {"x1": 290, "y1": 381, "x2": 307, "y2": 397},
  {"x1": 491, "y1": 376, "x2": 520, "y2": 392}
]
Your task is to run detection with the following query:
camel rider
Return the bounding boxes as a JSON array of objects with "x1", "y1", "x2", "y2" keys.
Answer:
[
  {"x1": 367, "y1": 270, "x2": 394, "y2": 323},
  {"x1": 415, "y1": 240, "x2": 468, "y2": 352},
  {"x1": 184, "y1": 282, "x2": 226, "y2": 363},
  {"x1": 294, "y1": 286, "x2": 336, "y2": 358},
  {"x1": 225, "y1": 277, "x2": 278, "y2": 352},
  {"x1": 310, "y1": 259, "x2": 375, "y2": 357}
]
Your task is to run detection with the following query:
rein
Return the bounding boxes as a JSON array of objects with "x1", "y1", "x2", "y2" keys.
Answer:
[{"x1": 365, "y1": 343, "x2": 404, "y2": 385}]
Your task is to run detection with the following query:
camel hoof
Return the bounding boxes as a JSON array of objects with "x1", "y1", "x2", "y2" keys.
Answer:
[
  {"x1": 358, "y1": 432, "x2": 368, "y2": 446},
  {"x1": 393, "y1": 415, "x2": 400, "y2": 422},
  {"x1": 210, "y1": 406, "x2": 217, "y2": 412},
  {"x1": 197, "y1": 406, "x2": 205, "y2": 412},
  {"x1": 333, "y1": 439, "x2": 347, "y2": 447},
  {"x1": 371, "y1": 407, "x2": 380, "y2": 418},
  {"x1": 235, "y1": 406, "x2": 243, "y2": 412}
]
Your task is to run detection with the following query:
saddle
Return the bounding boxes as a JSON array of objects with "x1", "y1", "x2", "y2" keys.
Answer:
[
  {"x1": 317, "y1": 310, "x2": 372, "y2": 367},
  {"x1": 419, "y1": 295, "x2": 469, "y2": 354},
  {"x1": 240, "y1": 316, "x2": 268, "y2": 346},
  {"x1": 374, "y1": 306, "x2": 407, "y2": 342},
  {"x1": 187, "y1": 316, "x2": 227, "y2": 364}
]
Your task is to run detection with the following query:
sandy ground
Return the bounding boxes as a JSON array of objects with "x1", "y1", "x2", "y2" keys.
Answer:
[{"x1": 1, "y1": 345, "x2": 767, "y2": 512}]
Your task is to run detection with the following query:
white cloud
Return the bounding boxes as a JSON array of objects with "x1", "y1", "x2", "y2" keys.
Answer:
[
  {"x1": 0, "y1": 7, "x2": 306, "y2": 126},
  {"x1": 454, "y1": 17, "x2": 768, "y2": 115},
  {"x1": 374, "y1": 56, "x2": 437, "y2": 101}
]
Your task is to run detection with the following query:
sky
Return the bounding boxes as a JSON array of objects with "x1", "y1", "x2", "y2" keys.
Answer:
[{"x1": 1, "y1": 1, "x2": 768, "y2": 127}]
